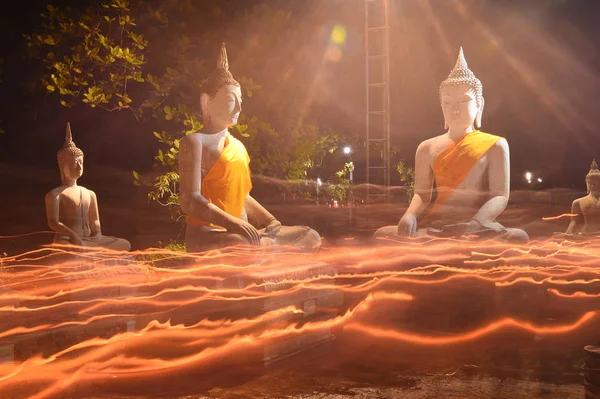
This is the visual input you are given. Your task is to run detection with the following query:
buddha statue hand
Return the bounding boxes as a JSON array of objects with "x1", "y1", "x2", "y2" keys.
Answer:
[
  {"x1": 398, "y1": 214, "x2": 418, "y2": 237},
  {"x1": 226, "y1": 217, "x2": 262, "y2": 246},
  {"x1": 428, "y1": 219, "x2": 504, "y2": 238},
  {"x1": 70, "y1": 234, "x2": 83, "y2": 246},
  {"x1": 262, "y1": 218, "x2": 282, "y2": 238},
  {"x1": 428, "y1": 221, "x2": 479, "y2": 237}
]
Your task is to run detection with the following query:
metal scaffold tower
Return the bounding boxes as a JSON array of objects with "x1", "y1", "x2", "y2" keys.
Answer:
[{"x1": 365, "y1": 0, "x2": 391, "y2": 204}]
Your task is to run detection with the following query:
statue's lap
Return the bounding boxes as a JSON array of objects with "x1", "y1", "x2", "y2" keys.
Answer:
[
  {"x1": 53, "y1": 234, "x2": 131, "y2": 252},
  {"x1": 186, "y1": 225, "x2": 321, "y2": 253},
  {"x1": 374, "y1": 224, "x2": 529, "y2": 244}
]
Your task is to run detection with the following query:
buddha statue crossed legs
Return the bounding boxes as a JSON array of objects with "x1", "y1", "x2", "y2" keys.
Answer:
[
  {"x1": 45, "y1": 123, "x2": 131, "y2": 251},
  {"x1": 375, "y1": 48, "x2": 529, "y2": 243},
  {"x1": 564, "y1": 160, "x2": 600, "y2": 237},
  {"x1": 179, "y1": 43, "x2": 321, "y2": 253}
]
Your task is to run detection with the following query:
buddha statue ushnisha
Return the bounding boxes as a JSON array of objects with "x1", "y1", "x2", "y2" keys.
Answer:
[
  {"x1": 564, "y1": 159, "x2": 600, "y2": 237},
  {"x1": 178, "y1": 43, "x2": 321, "y2": 252},
  {"x1": 375, "y1": 47, "x2": 529, "y2": 243},
  {"x1": 44, "y1": 123, "x2": 131, "y2": 251}
]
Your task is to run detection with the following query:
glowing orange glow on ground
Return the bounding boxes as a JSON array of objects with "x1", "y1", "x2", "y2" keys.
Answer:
[{"x1": 1, "y1": 237, "x2": 600, "y2": 398}]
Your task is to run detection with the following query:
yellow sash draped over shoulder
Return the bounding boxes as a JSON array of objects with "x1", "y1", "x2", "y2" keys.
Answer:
[
  {"x1": 431, "y1": 130, "x2": 502, "y2": 210},
  {"x1": 188, "y1": 134, "x2": 252, "y2": 229}
]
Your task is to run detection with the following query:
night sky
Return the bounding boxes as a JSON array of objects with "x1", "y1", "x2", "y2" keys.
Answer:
[{"x1": 0, "y1": 0, "x2": 599, "y2": 190}]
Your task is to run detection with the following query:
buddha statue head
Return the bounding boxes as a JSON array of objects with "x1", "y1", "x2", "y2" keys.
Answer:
[
  {"x1": 57, "y1": 122, "x2": 84, "y2": 183},
  {"x1": 200, "y1": 43, "x2": 242, "y2": 132},
  {"x1": 586, "y1": 159, "x2": 600, "y2": 196},
  {"x1": 439, "y1": 47, "x2": 484, "y2": 132}
]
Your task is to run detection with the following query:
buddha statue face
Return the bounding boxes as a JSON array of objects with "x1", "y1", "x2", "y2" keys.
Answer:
[
  {"x1": 440, "y1": 47, "x2": 484, "y2": 132},
  {"x1": 441, "y1": 84, "x2": 483, "y2": 132},
  {"x1": 200, "y1": 84, "x2": 242, "y2": 131},
  {"x1": 59, "y1": 154, "x2": 84, "y2": 182},
  {"x1": 585, "y1": 160, "x2": 600, "y2": 196},
  {"x1": 586, "y1": 175, "x2": 600, "y2": 196},
  {"x1": 57, "y1": 123, "x2": 84, "y2": 184},
  {"x1": 199, "y1": 43, "x2": 242, "y2": 132},
  {"x1": 586, "y1": 177, "x2": 600, "y2": 198}
]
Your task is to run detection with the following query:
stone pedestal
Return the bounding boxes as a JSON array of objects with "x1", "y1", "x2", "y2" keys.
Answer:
[
  {"x1": 584, "y1": 345, "x2": 600, "y2": 399},
  {"x1": 217, "y1": 262, "x2": 343, "y2": 365}
]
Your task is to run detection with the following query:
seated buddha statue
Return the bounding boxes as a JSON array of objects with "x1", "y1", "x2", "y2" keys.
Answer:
[
  {"x1": 375, "y1": 48, "x2": 529, "y2": 243},
  {"x1": 564, "y1": 160, "x2": 600, "y2": 237},
  {"x1": 179, "y1": 43, "x2": 321, "y2": 253},
  {"x1": 44, "y1": 123, "x2": 131, "y2": 251}
]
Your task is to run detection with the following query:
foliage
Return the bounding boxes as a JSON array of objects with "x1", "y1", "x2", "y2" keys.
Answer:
[
  {"x1": 24, "y1": 2, "x2": 148, "y2": 112},
  {"x1": 135, "y1": 240, "x2": 187, "y2": 268},
  {"x1": 320, "y1": 161, "x2": 354, "y2": 203},
  {"x1": 25, "y1": 0, "x2": 355, "y2": 221},
  {"x1": 396, "y1": 159, "x2": 416, "y2": 202},
  {"x1": 157, "y1": 240, "x2": 186, "y2": 252}
]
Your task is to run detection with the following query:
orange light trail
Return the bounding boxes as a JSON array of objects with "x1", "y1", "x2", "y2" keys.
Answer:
[
  {"x1": 547, "y1": 288, "x2": 600, "y2": 298},
  {"x1": 344, "y1": 311, "x2": 598, "y2": 346},
  {"x1": 542, "y1": 213, "x2": 578, "y2": 221},
  {"x1": 2, "y1": 237, "x2": 600, "y2": 398}
]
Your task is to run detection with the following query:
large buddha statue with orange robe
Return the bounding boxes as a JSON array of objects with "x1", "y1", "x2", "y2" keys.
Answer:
[
  {"x1": 375, "y1": 48, "x2": 529, "y2": 243},
  {"x1": 178, "y1": 43, "x2": 321, "y2": 252}
]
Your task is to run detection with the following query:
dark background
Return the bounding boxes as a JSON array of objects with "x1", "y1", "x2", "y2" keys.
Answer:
[{"x1": 0, "y1": 0, "x2": 599, "y2": 189}]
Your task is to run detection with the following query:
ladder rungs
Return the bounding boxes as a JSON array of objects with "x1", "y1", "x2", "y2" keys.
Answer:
[
  {"x1": 368, "y1": 26, "x2": 386, "y2": 31},
  {"x1": 368, "y1": 110, "x2": 385, "y2": 115},
  {"x1": 367, "y1": 138, "x2": 388, "y2": 141},
  {"x1": 368, "y1": 166, "x2": 387, "y2": 169},
  {"x1": 368, "y1": 83, "x2": 385, "y2": 88},
  {"x1": 368, "y1": 54, "x2": 387, "y2": 59}
]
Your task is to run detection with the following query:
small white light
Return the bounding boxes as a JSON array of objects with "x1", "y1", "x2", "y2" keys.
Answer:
[
  {"x1": 317, "y1": 178, "x2": 322, "y2": 186},
  {"x1": 525, "y1": 172, "x2": 532, "y2": 181},
  {"x1": 537, "y1": 178, "x2": 542, "y2": 183},
  {"x1": 343, "y1": 146, "x2": 351, "y2": 155}
]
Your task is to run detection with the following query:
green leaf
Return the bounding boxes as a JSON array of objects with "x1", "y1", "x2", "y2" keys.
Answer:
[
  {"x1": 163, "y1": 106, "x2": 174, "y2": 120},
  {"x1": 42, "y1": 36, "x2": 56, "y2": 45},
  {"x1": 132, "y1": 170, "x2": 140, "y2": 180}
]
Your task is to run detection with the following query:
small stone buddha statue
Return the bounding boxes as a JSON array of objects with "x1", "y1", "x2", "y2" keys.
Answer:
[
  {"x1": 178, "y1": 43, "x2": 321, "y2": 252},
  {"x1": 374, "y1": 47, "x2": 529, "y2": 243},
  {"x1": 564, "y1": 160, "x2": 600, "y2": 237},
  {"x1": 44, "y1": 123, "x2": 131, "y2": 251}
]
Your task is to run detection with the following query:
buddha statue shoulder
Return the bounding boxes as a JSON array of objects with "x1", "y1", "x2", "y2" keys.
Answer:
[
  {"x1": 564, "y1": 160, "x2": 600, "y2": 237},
  {"x1": 178, "y1": 43, "x2": 320, "y2": 253},
  {"x1": 44, "y1": 123, "x2": 131, "y2": 251},
  {"x1": 375, "y1": 48, "x2": 529, "y2": 244}
]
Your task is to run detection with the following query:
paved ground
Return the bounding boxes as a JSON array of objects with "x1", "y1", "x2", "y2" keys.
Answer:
[{"x1": 0, "y1": 164, "x2": 591, "y2": 399}]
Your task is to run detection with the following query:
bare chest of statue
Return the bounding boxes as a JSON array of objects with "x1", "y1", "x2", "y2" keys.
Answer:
[
  {"x1": 427, "y1": 135, "x2": 490, "y2": 218},
  {"x1": 195, "y1": 132, "x2": 228, "y2": 176},
  {"x1": 187, "y1": 131, "x2": 248, "y2": 225},
  {"x1": 57, "y1": 186, "x2": 91, "y2": 237},
  {"x1": 429, "y1": 136, "x2": 490, "y2": 192},
  {"x1": 579, "y1": 196, "x2": 600, "y2": 231}
]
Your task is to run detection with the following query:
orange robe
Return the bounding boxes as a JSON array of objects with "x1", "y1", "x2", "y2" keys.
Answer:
[
  {"x1": 431, "y1": 130, "x2": 502, "y2": 212},
  {"x1": 187, "y1": 135, "x2": 252, "y2": 229}
]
